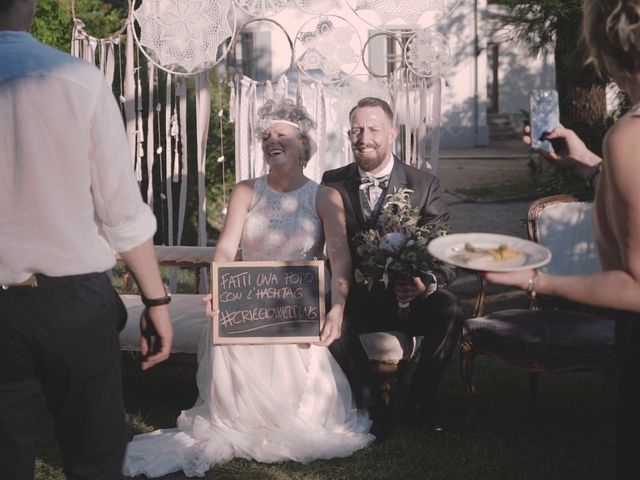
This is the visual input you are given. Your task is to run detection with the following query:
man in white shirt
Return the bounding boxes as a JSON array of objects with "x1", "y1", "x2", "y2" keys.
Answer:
[{"x1": 0, "y1": 1, "x2": 173, "y2": 478}]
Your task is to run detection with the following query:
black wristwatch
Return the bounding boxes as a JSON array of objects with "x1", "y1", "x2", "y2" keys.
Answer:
[{"x1": 141, "y1": 287, "x2": 171, "y2": 307}]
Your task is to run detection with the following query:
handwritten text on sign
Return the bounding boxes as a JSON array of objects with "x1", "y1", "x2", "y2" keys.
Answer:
[{"x1": 212, "y1": 261, "x2": 325, "y2": 344}]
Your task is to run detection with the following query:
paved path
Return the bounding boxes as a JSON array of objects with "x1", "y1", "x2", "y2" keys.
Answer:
[
  {"x1": 438, "y1": 139, "x2": 532, "y2": 239},
  {"x1": 435, "y1": 140, "x2": 535, "y2": 313},
  {"x1": 446, "y1": 195, "x2": 531, "y2": 238}
]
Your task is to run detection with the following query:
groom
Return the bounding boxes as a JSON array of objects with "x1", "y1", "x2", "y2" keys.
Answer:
[{"x1": 322, "y1": 97, "x2": 463, "y2": 433}]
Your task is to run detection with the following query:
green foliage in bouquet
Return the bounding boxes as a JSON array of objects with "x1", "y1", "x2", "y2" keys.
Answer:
[{"x1": 354, "y1": 188, "x2": 449, "y2": 290}]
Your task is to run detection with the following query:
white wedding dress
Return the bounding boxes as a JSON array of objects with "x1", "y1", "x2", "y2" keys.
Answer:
[{"x1": 123, "y1": 176, "x2": 373, "y2": 478}]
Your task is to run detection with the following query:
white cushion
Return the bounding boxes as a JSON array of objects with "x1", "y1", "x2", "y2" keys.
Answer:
[
  {"x1": 536, "y1": 202, "x2": 601, "y2": 276},
  {"x1": 359, "y1": 331, "x2": 416, "y2": 362},
  {"x1": 154, "y1": 245, "x2": 214, "y2": 265},
  {"x1": 119, "y1": 294, "x2": 207, "y2": 354},
  {"x1": 119, "y1": 293, "x2": 416, "y2": 361}
]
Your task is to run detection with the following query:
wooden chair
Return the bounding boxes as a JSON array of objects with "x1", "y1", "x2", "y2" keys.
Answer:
[{"x1": 459, "y1": 195, "x2": 616, "y2": 413}]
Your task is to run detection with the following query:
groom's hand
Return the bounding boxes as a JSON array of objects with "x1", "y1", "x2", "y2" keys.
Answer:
[{"x1": 393, "y1": 277, "x2": 427, "y2": 304}]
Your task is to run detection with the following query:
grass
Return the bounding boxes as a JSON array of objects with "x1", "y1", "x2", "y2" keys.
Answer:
[
  {"x1": 34, "y1": 275, "x2": 614, "y2": 480},
  {"x1": 34, "y1": 354, "x2": 613, "y2": 479}
]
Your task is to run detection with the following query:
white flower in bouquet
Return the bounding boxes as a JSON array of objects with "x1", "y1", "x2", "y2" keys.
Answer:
[
  {"x1": 354, "y1": 188, "x2": 449, "y2": 291},
  {"x1": 353, "y1": 187, "x2": 449, "y2": 320}
]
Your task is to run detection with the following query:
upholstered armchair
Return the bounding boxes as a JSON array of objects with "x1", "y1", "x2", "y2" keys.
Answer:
[{"x1": 459, "y1": 195, "x2": 616, "y2": 413}]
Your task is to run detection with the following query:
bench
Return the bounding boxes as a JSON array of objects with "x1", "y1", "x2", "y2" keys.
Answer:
[{"x1": 116, "y1": 246, "x2": 418, "y2": 406}]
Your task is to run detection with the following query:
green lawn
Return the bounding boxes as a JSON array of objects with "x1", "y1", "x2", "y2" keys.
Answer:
[
  {"x1": 34, "y1": 275, "x2": 613, "y2": 479},
  {"x1": 35, "y1": 352, "x2": 613, "y2": 480}
]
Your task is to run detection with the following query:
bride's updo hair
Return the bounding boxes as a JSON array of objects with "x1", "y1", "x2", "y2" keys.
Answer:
[
  {"x1": 256, "y1": 99, "x2": 317, "y2": 167},
  {"x1": 584, "y1": 0, "x2": 640, "y2": 79}
]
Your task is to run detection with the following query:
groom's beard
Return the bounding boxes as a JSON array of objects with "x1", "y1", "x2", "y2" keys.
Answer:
[{"x1": 352, "y1": 144, "x2": 388, "y2": 172}]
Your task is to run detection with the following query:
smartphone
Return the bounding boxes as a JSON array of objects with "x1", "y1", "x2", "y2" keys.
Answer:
[{"x1": 529, "y1": 89, "x2": 560, "y2": 153}]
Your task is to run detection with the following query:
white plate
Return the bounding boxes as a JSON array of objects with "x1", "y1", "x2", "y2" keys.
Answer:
[{"x1": 427, "y1": 233, "x2": 552, "y2": 272}]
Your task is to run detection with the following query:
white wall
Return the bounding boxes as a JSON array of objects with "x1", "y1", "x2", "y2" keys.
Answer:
[
  {"x1": 231, "y1": 0, "x2": 490, "y2": 151},
  {"x1": 486, "y1": 4, "x2": 556, "y2": 123}
]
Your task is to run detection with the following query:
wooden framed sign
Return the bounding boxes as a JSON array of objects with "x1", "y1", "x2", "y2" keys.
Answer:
[{"x1": 211, "y1": 260, "x2": 325, "y2": 344}]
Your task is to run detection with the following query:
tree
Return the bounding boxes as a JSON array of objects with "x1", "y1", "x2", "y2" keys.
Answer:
[
  {"x1": 494, "y1": 0, "x2": 607, "y2": 155},
  {"x1": 32, "y1": 0, "x2": 126, "y2": 51},
  {"x1": 31, "y1": 1, "x2": 234, "y2": 245}
]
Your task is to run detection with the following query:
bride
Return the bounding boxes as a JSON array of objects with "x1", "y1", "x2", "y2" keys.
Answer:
[{"x1": 123, "y1": 99, "x2": 373, "y2": 478}]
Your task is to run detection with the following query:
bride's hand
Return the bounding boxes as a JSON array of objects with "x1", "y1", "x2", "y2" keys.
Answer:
[
  {"x1": 202, "y1": 293, "x2": 217, "y2": 318},
  {"x1": 314, "y1": 306, "x2": 342, "y2": 347}
]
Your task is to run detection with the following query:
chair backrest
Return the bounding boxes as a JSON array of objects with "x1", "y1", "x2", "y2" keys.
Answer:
[{"x1": 527, "y1": 195, "x2": 601, "y2": 276}]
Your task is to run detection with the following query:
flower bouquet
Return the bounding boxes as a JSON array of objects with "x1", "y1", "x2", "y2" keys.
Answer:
[{"x1": 354, "y1": 188, "x2": 449, "y2": 319}]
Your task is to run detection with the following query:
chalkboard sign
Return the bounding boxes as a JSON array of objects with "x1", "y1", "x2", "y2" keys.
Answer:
[{"x1": 211, "y1": 260, "x2": 325, "y2": 344}]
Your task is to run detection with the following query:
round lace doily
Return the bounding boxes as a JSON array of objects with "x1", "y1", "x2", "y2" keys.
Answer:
[
  {"x1": 404, "y1": 29, "x2": 450, "y2": 78},
  {"x1": 293, "y1": 0, "x2": 340, "y2": 16},
  {"x1": 294, "y1": 15, "x2": 362, "y2": 84},
  {"x1": 132, "y1": 0, "x2": 236, "y2": 76},
  {"x1": 346, "y1": 0, "x2": 462, "y2": 32},
  {"x1": 228, "y1": 18, "x2": 294, "y2": 82},
  {"x1": 233, "y1": 0, "x2": 288, "y2": 17}
]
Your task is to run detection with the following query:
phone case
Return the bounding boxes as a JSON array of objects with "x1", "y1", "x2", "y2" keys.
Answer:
[{"x1": 529, "y1": 90, "x2": 559, "y2": 152}]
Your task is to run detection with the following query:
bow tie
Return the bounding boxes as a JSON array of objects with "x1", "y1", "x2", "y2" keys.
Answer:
[{"x1": 359, "y1": 174, "x2": 390, "y2": 191}]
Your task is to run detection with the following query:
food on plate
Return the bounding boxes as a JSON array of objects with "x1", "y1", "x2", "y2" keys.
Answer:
[
  {"x1": 463, "y1": 243, "x2": 521, "y2": 261},
  {"x1": 451, "y1": 242, "x2": 525, "y2": 268}
]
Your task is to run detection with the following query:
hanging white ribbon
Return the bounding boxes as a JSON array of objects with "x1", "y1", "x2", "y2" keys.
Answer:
[
  {"x1": 228, "y1": 80, "x2": 236, "y2": 123},
  {"x1": 265, "y1": 80, "x2": 273, "y2": 100},
  {"x1": 196, "y1": 72, "x2": 211, "y2": 293},
  {"x1": 102, "y1": 39, "x2": 116, "y2": 87},
  {"x1": 275, "y1": 73, "x2": 288, "y2": 100},
  {"x1": 416, "y1": 77, "x2": 428, "y2": 171},
  {"x1": 176, "y1": 78, "x2": 189, "y2": 246},
  {"x1": 236, "y1": 76, "x2": 258, "y2": 181},
  {"x1": 135, "y1": 54, "x2": 144, "y2": 182},
  {"x1": 146, "y1": 64, "x2": 156, "y2": 206},
  {"x1": 165, "y1": 74, "x2": 174, "y2": 246},
  {"x1": 429, "y1": 76, "x2": 442, "y2": 175},
  {"x1": 311, "y1": 83, "x2": 327, "y2": 183},
  {"x1": 404, "y1": 70, "x2": 411, "y2": 166},
  {"x1": 86, "y1": 36, "x2": 97, "y2": 64},
  {"x1": 124, "y1": 22, "x2": 137, "y2": 169},
  {"x1": 70, "y1": 19, "x2": 83, "y2": 57},
  {"x1": 196, "y1": 72, "x2": 211, "y2": 248}
]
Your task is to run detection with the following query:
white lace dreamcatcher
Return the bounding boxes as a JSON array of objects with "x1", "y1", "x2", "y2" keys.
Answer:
[
  {"x1": 326, "y1": 75, "x2": 390, "y2": 130},
  {"x1": 132, "y1": 0, "x2": 235, "y2": 75},
  {"x1": 346, "y1": 0, "x2": 461, "y2": 31},
  {"x1": 361, "y1": 31, "x2": 404, "y2": 77},
  {"x1": 404, "y1": 29, "x2": 451, "y2": 78},
  {"x1": 398, "y1": 30, "x2": 450, "y2": 173},
  {"x1": 233, "y1": 0, "x2": 288, "y2": 17},
  {"x1": 294, "y1": 15, "x2": 362, "y2": 84},
  {"x1": 293, "y1": 0, "x2": 340, "y2": 15},
  {"x1": 70, "y1": 0, "x2": 129, "y2": 88}
]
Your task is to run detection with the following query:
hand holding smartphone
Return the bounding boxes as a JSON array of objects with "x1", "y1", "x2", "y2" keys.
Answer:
[{"x1": 529, "y1": 89, "x2": 560, "y2": 153}]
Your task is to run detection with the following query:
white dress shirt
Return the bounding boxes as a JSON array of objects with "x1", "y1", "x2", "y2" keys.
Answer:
[
  {"x1": 358, "y1": 156, "x2": 394, "y2": 220},
  {"x1": 0, "y1": 31, "x2": 156, "y2": 283}
]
